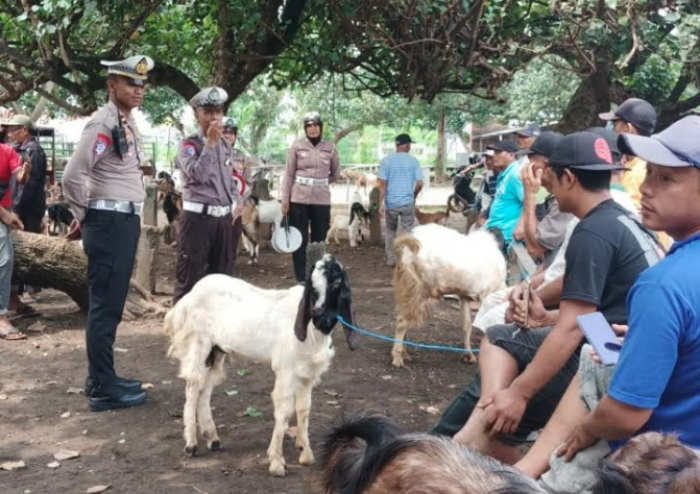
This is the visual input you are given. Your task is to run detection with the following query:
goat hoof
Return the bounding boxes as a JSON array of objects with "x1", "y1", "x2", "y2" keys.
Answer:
[
  {"x1": 391, "y1": 357, "x2": 405, "y2": 368},
  {"x1": 299, "y1": 450, "x2": 315, "y2": 466},
  {"x1": 209, "y1": 440, "x2": 221, "y2": 451},
  {"x1": 269, "y1": 460, "x2": 287, "y2": 477},
  {"x1": 462, "y1": 353, "x2": 477, "y2": 365},
  {"x1": 184, "y1": 445, "x2": 199, "y2": 457}
]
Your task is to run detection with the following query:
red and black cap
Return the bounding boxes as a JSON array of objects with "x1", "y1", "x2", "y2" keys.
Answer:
[
  {"x1": 549, "y1": 131, "x2": 625, "y2": 171},
  {"x1": 487, "y1": 140, "x2": 519, "y2": 153},
  {"x1": 516, "y1": 131, "x2": 563, "y2": 157}
]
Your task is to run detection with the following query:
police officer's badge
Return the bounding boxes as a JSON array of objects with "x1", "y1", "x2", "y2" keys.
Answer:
[
  {"x1": 135, "y1": 58, "x2": 149, "y2": 76},
  {"x1": 208, "y1": 88, "x2": 220, "y2": 103}
]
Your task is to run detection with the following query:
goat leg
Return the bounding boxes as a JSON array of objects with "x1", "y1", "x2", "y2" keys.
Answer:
[
  {"x1": 268, "y1": 373, "x2": 295, "y2": 476},
  {"x1": 198, "y1": 356, "x2": 226, "y2": 451},
  {"x1": 459, "y1": 297, "x2": 477, "y2": 364},
  {"x1": 391, "y1": 317, "x2": 412, "y2": 368},
  {"x1": 295, "y1": 381, "x2": 315, "y2": 466},
  {"x1": 183, "y1": 380, "x2": 201, "y2": 456}
]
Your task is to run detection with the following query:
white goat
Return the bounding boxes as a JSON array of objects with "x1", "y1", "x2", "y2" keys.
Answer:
[
  {"x1": 163, "y1": 255, "x2": 359, "y2": 476},
  {"x1": 391, "y1": 224, "x2": 506, "y2": 367},
  {"x1": 240, "y1": 197, "x2": 284, "y2": 264},
  {"x1": 327, "y1": 214, "x2": 363, "y2": 247}
]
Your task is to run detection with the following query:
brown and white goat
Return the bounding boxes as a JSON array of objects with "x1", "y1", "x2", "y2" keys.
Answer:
[
  {"x1": 316, "y1": 414, "x2": 546, "y2": 494},
  {"x1": 595, "y1": 432, "x2": 700, "y2": 494},
  {"x1": 156, "y1": 175, "x2": 182, "y2": 243},
  {"x1": 163, "y1": 255, "x2": 360, "y2": 476},
  {"x1": 392, "y1": 224, "x2": 506, "y2": 367},
  {"x1": 240, "y1": 196, "x2": 284, "y2": 264},
  {"x1": 414, "y1": 206, "x2": 449, "y2": 225}
]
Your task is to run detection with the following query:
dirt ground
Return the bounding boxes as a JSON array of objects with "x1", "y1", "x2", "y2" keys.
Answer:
[{"x1": 0, "y1": 233, "x2": 479, "y2": 494}]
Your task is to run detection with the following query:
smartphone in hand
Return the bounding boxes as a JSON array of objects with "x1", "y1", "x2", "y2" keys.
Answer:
[{"x1": 576, "y1": 312, "x2": 621, "y2": 366}]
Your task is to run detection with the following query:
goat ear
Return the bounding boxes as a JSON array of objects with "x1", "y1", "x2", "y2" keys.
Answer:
[
  {"x1": 294, "y1": 282, "x2": 312, "y2": 342},
  {"x1": 338, "y1": 274, "x2": 361, "y2": 351}
]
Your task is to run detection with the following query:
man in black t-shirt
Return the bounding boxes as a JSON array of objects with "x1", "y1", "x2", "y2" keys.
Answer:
[{"x1": 434, "y1": 132, "x2": 661, "y2": 463}]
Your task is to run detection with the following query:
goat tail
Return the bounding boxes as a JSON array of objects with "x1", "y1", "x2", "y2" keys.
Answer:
[
  {"x1": 316, "y1": 414, "x2": 403, "y2": 494},
  {"x1": 393, "y1": 235, "x2": 429, "y2": 325},
  {"x1": 163, "y1": 303, "x2": 188, "y2": 359}
]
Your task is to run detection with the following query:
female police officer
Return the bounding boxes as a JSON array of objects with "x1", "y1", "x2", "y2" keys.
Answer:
[{"x1": 281, "y1": 112, "x2": 340, "y2": 283}]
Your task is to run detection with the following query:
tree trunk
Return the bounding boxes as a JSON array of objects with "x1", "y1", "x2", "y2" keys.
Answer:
[
  {"x1": 11, "y1": 231, "x2": 165, "y2": 320},
  {"x1": 435, "y1": 110, "x2": 446, "y2": 181},
  {"x1": 369, "y1": 186, "x2": 383, "y2": 247},
  {"x1": 555, "y1": 52, "x2": 612, "y2": 134},
  {"x1": 334, "y1": 124, "x2": 363, "y2": 144}
]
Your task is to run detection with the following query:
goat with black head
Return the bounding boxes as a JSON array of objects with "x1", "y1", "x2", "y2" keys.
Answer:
[{"x1": 164, "y1": 254, "x2": 360, "y2": 476}]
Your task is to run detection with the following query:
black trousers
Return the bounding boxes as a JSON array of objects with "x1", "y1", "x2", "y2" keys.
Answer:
[
  {"x1": 432, "y1": 324, "x2": 580, "y2": 444},
  {"x1": 173, "y1": 211, "x2": 235, "y2": 304},
  {"x1": 82, "y1": 209, "x2": 140, "y2": 388},
  {"x1": 288, "y1": 203, "x2": 331, "y2": 282}
]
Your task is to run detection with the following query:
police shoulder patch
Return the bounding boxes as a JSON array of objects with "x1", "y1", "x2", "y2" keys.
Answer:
[
  {"x1": 183, "y1": 142, "x2": 197, "y2": 157},
  {"x1": 93, "y1": 133, "x2": 112, "y2": 156}
]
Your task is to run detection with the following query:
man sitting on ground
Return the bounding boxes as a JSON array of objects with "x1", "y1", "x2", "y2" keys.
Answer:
[
  {"x1": 434, "y1": 132, "x2": 661, "y2": 464},
  {"x1": 513, "y1": 115, "x2": 700, "y2": 493}
]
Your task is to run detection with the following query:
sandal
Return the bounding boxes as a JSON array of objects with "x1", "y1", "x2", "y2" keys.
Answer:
[{"x1": 0, "y1": 327, "x2": 27, "y2": 341}]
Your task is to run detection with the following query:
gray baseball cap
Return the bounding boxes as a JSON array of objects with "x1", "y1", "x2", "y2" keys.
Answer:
[
  {"x1": 618, "y1": 115, "x2": 700, "y2": 168},
  {"x1": 514, "y1": 123, "x2": 541, "y2": 138}
]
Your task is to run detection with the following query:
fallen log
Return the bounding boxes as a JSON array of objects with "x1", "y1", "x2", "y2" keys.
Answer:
[{"x1": 11, "y1": 230, "x2": 166, "y2": 320}]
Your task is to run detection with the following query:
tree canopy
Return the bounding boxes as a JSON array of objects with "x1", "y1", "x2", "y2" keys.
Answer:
[{"x1": 1, "y1": 0, "x2": 698, "y2": 131}]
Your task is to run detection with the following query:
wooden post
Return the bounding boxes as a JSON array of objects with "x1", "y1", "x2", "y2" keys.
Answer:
[
  {"x1": 369, "y1": 186, "x2": 383, "y2": 246},
  {"x1": 134, "y1": 181, "x2": 160, "y2": 294}
]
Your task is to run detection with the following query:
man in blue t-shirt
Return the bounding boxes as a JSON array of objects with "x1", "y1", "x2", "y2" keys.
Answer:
[
  {"x1": 513, "y1": 116, "x2": 700, "y2": 492},
  {"x1": 377, "y1": 133, "x2": 423, "y2": 267},
  {"x1": 483, "y1": 140, "x2": 524, "y2": 245}
]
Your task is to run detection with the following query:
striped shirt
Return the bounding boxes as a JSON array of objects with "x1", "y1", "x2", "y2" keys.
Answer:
[{"x1": 378, "y1": 152, "x2": 423, "y2": 209}]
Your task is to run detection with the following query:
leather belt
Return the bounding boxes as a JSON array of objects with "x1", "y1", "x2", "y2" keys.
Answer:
[
  {"x1": 295, "y1": 176, "x2": 329, "y2": 186},
  {"x1": 182, "y1": 200, "x2": 231, "y2": 218},
  {"x1": 88, "y1": 199, "x2": 143, "y2": 215}
]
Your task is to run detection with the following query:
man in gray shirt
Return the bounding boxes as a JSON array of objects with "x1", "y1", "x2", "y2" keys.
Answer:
[
  {"x1": 173, "y1": 87, "x2": 242, "y2": 303},
  {"x1": 63, "y1": 55, "x2": 153, "y2": 412}
]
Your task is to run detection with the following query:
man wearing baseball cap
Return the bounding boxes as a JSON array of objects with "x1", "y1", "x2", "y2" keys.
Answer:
[
  {"x1": 451, "y1": 132, "x2": 662, "y2": 464},
  {"x1": 514, "y1": 123, "x2": 541, "y2": 151},
  {"x1": 599, "y1": 98, "x2": 657, "y2": 209},
  {"x1": 377, "y1": 133, "x2": 423, "y2": 267},
  {"x1": 483, "y1": 140, "x2": 523, "y2": 247},
  {"x1": 513, "y1": 116, "x2": 700, "y2": 492},
  {"x1": 513, "y1": 131, "x2": 572, "y2": 265}
]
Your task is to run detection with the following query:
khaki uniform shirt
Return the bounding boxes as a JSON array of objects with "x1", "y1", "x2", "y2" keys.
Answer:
[
  {"x1": 176, "y1": 131, "x2": 240, "y2": 207},
  {"x1": 63, "y1": 101, "x2": 146, "y2": 223},
  {"x1": 282, "y1": 138, "x2": 340, "y2": 205}
]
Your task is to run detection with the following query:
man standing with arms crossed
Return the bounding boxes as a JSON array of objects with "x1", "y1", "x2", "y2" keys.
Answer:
[{"x1": 63, "y1": 55, "x2": 153, "y2": 411}]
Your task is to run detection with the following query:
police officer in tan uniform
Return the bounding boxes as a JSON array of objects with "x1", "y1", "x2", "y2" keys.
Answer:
[
  {"x1": 63, "y1": 55, "x2": 153, "y2": 411},
  {"x1": 222, "y1": 117, "x2": 251, "y2": 265},
  {"x1": 173, "y1": 87, "x2": 242, "y2": 304},
  {"x1": 281, "y1": 111, "x2": 340, "y2": 283}
]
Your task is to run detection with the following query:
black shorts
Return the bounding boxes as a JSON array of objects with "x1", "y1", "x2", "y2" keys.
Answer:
[{"x1": 432, "y1": 324, "x2": 581, "y2": 444}]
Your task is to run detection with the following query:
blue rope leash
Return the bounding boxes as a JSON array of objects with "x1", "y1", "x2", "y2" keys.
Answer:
[{"x1": 337, "y1": 316, "x2": 479, "y2": 354}]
